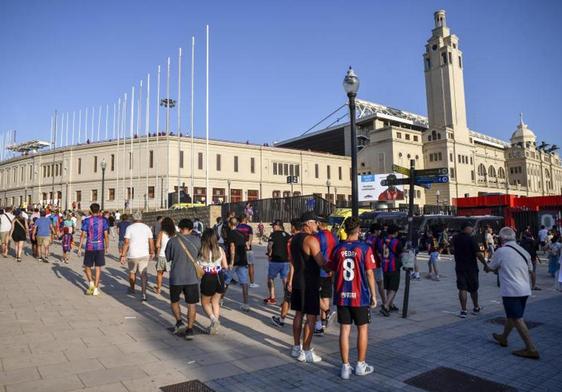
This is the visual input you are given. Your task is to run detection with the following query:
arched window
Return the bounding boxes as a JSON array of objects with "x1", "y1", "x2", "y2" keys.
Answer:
[
  {"x1": 498, "y1": 167, "x2": 506, "y2": 179},
  {"x1": 488, "y1": 165, "x2": 496, "y2": 177},
  {"x1": 478, "y1": 164, "x2": 486, "y2": 176}
]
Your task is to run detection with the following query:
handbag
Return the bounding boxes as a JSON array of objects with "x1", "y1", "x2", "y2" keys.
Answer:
[{"x1": 177, "y1": 235, "x2": 204, "y2": 280}]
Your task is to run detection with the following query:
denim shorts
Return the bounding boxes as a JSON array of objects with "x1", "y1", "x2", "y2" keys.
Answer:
[
  {"x1": 268, "y1": 261, "x2": 290, "y2": 279},
  {"x1": 225, "y1": 266, "x2": 249, "y2": 285}
]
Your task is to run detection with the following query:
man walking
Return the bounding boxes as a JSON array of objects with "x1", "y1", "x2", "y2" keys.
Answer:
[
  {"x1": 486, "y1": 227, "x2": 539, "y2": 359},
  {"x1": 378, "y1": 225, "x2": 403, "y2": 316},
  {"x1": 314, "y1": 218, "x2": 337, "y2": 336},
  {"x1": 290, "y1": 211, "x2": 327, "y2": 363},
  {"x1": 120, "y1": 211, "x2": 154, "y2": 302},
  {"x1": 237, "y1": 214, "x2": 258, "y2": 288},
  {"x1": 452, "y1": 222, "x2": 488, "y2": 318},
  {"x1": 33, "y1": 210, "x2": 54, "y2": 262},
  {"x1": 0, "y1": 207, "x2": 15, "y2": 257},
  {"x1": 264, "y1": 219, "x2": 291, "y2": 305},
  {"x1": 224, "y1": 217, "x2": 251, "y2": 311},
  {"x1": 327, "y1": 217, "x2": 377, "y2": 379},
  {"x1": 77, "y1": 203, "x2": 109, "y2": 296},
  {"x1": 165, "y1": 219, "x2": 201, "y2": 339}
]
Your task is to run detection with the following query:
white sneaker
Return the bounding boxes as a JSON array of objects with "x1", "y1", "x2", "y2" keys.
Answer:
[
  {"x1": 291, "y1": 345, "x2": 302, "y2": 358},
  {"x1": 304, "y1": 349, "x2": 322, "y2": 363},
  {"x1": 92, "y1": 287, "x2": 100, "y2": 296},
  {"x1": 341, "y1": 363, "x2": 353, "y2": 380},
  {"x1": 355, "y1": 361, "x2": 374, "y2": 376},
  {"x1": 249, "y1": 283, "x2": 259, "y2": 288}
]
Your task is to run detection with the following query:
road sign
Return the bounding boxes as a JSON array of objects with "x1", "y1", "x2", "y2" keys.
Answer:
[
  {"x1": 392, "y1": 164, "x2": 410, "y2": 176},
  {"x1": 382, "y1": 178, "x2": 432, "y2": 189},
  {"x1": 414, "y1": 175, "x2": 449, "y2": 184},
  {"x1": 415, "y1": 167, "x2": 448, "y2": 176},
  {"x1": 286, "y1": 176, "x2": 299, "y2": 184}
]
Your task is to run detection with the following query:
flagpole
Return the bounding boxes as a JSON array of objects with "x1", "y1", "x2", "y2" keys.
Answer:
[
  {"x1": 65, "y1": 112, "x2": 69, "y2": 147},
  {"x1": 78, "y1": 109, "x2": 82, "y2": 144},
  {"x1": 59, "y1": 112, "x2": 64, "y2": 147},
  {"x1": 190, "y1": 36, "x2": 195, "y2": 205},
  {"x1": 97, "y1": 105, "x2": 102, "y2": 142},
  {"x1": 122, "y1": 94, "x2": 127, "y2": 208},
  {"x1": 177, "y1": 47, "x2": 182, "y2": 207},
  {"x1": 112, "y1": 103, "x2": 117, "y2": 140},
  {"x1": 105, "y1": 104, "x2": 109, "y2": 141},
  {"x1": 90, "y1": 107, "x2": 94, "y2": 142},
  {"x1": 145, "y1": 73, "x2": 150, "y2": 211},
  {"x1": 129, "y1": 86, "x2": 135, "y2": 213},
  {"x1": 155, "y1": 65, "x2": 161, "y2": 209},
  {"x1": 166, "y1": 56, "x2": 171, "y2": 209},
  {"x1": 205, "y1": 24, "x2": 210, "y2": 206},
  {"x1": 72, "y1": 111, "x2": 76, "y2": 145},
  {"x1": 137, "y1": 80, "x2": 143, "y2": 211},
  {"x1": 116, "y1": 97, "x2": 121, "y2": 208}
]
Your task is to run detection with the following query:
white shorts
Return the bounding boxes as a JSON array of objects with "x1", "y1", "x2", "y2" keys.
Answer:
[{"x1": 128, "y1": 256, "x2": 149, "y2": 274}]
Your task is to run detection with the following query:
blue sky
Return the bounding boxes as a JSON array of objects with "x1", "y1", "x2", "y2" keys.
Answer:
[{"x1": 1, "y1": 0, "x2": 561, "y2": 146}]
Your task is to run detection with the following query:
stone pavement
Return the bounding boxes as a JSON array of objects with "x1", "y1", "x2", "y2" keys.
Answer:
[{"x1": 0, "y1": 238, "x2": 560, "y2": 392}]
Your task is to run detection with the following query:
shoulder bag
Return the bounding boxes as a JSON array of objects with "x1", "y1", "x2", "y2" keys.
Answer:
[{"x1": 177, "y1": 235, "x2": 204, "y2": 280}]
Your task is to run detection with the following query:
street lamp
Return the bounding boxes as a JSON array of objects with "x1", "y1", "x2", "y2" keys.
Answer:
[
  {"x1": 343, "y1": 66, "x2": 360, "y2": 218},
  {"x1": 100, "y1": 158, "x2": 107, "y2": 210},
  {"x1": 326, "y1": 180, "x2": 331, "y2": 203},
  {"x1": 227, "y1": 180, "x2": 231, "y2": 203},
  {"x1": 436, "y1": 189, "x2": 441, "y2": 214}
]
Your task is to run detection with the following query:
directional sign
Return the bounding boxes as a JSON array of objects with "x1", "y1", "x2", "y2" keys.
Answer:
[
  {"x1": 382, "y1": 178, "x2": 432, "y2": 189},
  {"x1": 414, "y1": 175, "x2": 449, "y2": 184},
  {"x1": 392, "y1": 164, "x2": 410, "y2": 176},
  {"x1": 415, "y1": 167, "x2": 448, "y2": 176}
]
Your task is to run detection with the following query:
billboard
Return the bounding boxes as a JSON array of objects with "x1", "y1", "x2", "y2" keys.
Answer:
[{"x1": 358, "y1": 173, "x2": 405, "y2": 202}]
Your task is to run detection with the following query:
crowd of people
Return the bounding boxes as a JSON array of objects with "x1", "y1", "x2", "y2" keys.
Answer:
[{"x1": 2, "y1": 202, "x2": 559, "y2": 377}]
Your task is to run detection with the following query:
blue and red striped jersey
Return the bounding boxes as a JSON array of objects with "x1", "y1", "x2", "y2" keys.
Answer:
[
  {"x1": 316, "y1": 229, "x2": 337, "y2": 277},
  {"x1": 378, "y1": 237, "x2": 403, "y2": 273},
  {"x1": 327, "y1": 241, "x2": 376, "y2": 307},
  {"x1": 365, "y1": 233, "x2": 382, "y2": 268},
  {"x1": 81, "y1": 216, "x2": 108, "y2": 251}
]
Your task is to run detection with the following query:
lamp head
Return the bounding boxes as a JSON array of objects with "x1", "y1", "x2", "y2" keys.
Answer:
[
  {"x1": 343, "y1": 66, "x2": 360, "y2": 96},
  {"x1": 100, "y1": 158, "x2": 107, "y2": 170}
]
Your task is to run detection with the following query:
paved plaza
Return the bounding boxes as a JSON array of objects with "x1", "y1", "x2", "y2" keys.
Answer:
[{"x1": 0, "y1": 238, "x2": 560, "y2": 392}]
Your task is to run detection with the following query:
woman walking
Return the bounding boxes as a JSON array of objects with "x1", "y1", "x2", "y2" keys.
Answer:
[
  {"x1": 154, "y1": 217, "x2": 176, "y2": 294},
  {"x1": 198, "y1": 228, "x2": 228, "y2": 335},
  {"x1": 10, "y1": 209, "x2": 28, "y2": 262},
  {"x1": 61, "y1": 214, "x2": 75, "y2": 263}
]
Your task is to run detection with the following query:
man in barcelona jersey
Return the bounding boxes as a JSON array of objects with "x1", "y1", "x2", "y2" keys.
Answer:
[{"x1": 327, "y1": 217, "x2": 378, "y2": 380}]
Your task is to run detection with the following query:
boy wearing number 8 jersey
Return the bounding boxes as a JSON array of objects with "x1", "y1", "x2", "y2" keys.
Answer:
[{"x1": 326, "y1": 217, "x2": 378, "y2": 380}]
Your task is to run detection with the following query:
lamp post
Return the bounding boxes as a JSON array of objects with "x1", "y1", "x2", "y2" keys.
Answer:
[
  {"x1": 436, "y1": 189, "x2": 440, "y2": 214},
  {"x1": 343, "y1": 67, "x2": 360, "y2": 218},
  {"x1": 63, "y1": 167, "x2": 68, "y2": 211},
  {"x1": 227, "y1": 180, "x2": 231, "y2": 203},
  {"x1": 100, "y1": 158, "x2": 107, "y2": 210},
  {"x1": 326, "y1": 180, "x2": 331, "y2": 203}
]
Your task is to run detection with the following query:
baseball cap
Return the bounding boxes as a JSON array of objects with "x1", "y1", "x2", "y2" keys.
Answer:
[
  {"x1": 271, "y1": 219, "x2": 283, "y2": 227},
  {"x1": 300, "y1": 211, "x2": 319, "y2": 223}
]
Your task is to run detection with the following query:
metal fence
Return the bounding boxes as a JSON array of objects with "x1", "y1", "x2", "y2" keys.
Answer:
[{"x1": 221, "y1": 194, "x2": 335, "y2": 223}]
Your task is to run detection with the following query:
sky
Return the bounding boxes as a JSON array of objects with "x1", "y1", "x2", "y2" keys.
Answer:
[{"x1": 1, "y1": 0, "x2": 561, "y2": 147}]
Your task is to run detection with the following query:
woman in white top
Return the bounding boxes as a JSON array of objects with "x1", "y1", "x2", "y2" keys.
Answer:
[
  {"x1": 198, "y1": 228, "x2": 228, "y2": 335},
  {"x1": 154, "y1": 217, "x2": 176, "y2": 294}
]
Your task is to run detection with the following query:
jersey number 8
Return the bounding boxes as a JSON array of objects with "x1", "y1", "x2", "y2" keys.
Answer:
[{"x1": 343, "y1": 258, "x2": 355, "y2": 281}]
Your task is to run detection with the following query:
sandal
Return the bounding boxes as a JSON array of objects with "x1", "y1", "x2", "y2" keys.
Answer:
[
  {"x1": 492, "y1": 333, "x2": 507, "y2": 347},
  {"x1": 512, "y1": 348, "x2": 540, "y2": 359}
]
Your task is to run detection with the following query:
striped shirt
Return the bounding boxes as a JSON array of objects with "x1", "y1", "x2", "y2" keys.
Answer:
[{"x1": 81, "y1": 216, "x2": 108, "y2": 251}]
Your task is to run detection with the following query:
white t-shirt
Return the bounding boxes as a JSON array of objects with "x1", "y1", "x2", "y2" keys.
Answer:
[
  {"x1": 0, "y1": 212, "x2": 15, "y2": 232},
  {"x1": 115, "y1": 212, "x2": 121, "y2": 221},
  {"x1": 488, "y1": 241, "x2": 532, "y2": 297},
  {"x1": 158, "y1": 232, "x2": 170, "y2": 258},
  {"x1": 124, "y1": 222, "x2": 153, "y2": 259}
]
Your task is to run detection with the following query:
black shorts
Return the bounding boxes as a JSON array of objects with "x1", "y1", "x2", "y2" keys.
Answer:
[
  {"x1": 456, "y1": 270, "x2": 479, "y2": 292},
  {"x1": 502, "y1": 296, "x2": 528, "y2": 319},
  {"x1": 319, "y1": 276, "x2": 333, "y2": 299},
  {"x1": 383, "y1": 271, "x2": 400, "y2": 291},
  {"x1": 337, "y1": 306, "x2": 371, "y2": 326},
  {"x1": 291, "y1": 287, "x2": 320, "y2": 316},
  {"x1": 83, "y1": 250, "x2": 105, "y2": 267},
  {"x1": 170, "y1": 284, "x2": 199, "y2": 304},
  {"x1": 200, "y1": 273, "x2": 225, "y2": 296}
]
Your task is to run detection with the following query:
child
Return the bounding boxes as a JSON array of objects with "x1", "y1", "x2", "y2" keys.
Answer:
[
  {"x1": 61, "y1": 214, "x2": 75, "y2": 263},
  {"x1": 428, "y1": 234, "x2": 440, "y2": 281}
]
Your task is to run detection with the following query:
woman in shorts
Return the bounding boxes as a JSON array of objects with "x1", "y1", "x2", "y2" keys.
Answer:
[
  {"x1": 197, "y1": 229, "x2": 228, "y2": 335},
  {"x1": 10, "y1": 210, "x2": 28, "y2": 262},
  {"x1": 154, "y1": 217, "x2": 176, "y2": 294}
]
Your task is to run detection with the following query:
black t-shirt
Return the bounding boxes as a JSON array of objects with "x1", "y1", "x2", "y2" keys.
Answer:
[
  {"x1": 453, "y1": 233, "x2": 480, "y2": 272},
  {"x1": 269, "y1": 230, "x2": 290, "y2": 262},
  {"x1": 227, "y1": 229, "x2": 248, "y2": 266}
]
